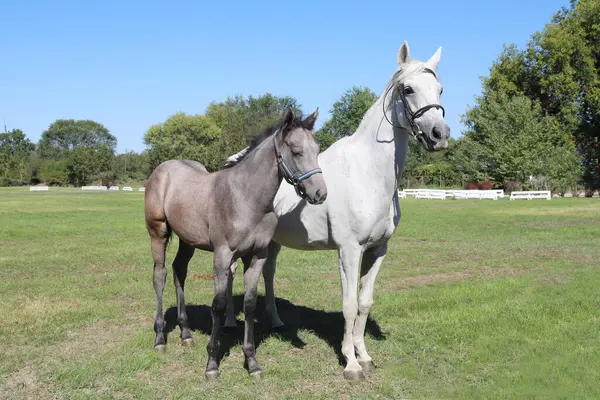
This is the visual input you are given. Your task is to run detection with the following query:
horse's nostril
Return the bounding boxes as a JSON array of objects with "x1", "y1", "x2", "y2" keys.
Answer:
[{"x1": 432, "y1": 127, "x2": 442, "y2": 140}]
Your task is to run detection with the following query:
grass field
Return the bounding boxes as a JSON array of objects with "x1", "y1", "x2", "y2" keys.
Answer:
[{"x1": 1, "y1": 187, "x2": 599, "y2": 399}]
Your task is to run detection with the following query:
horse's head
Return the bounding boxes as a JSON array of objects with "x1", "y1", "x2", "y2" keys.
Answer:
[
  {"x1": 275, "y1": 108, "x2": 327, "y2": 205},
  {"x1": 390, "y1": 41, "x2": 450, "y2": 151}
]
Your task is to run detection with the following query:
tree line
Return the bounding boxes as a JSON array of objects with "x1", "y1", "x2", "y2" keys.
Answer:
[{"x1": 2, "y1": 0, "x2": 597, "y2": 194}]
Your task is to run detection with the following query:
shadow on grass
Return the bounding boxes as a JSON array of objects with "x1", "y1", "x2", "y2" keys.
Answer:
[{"x1": 164, "y1": 295, "x2": 386, "y2": 365}]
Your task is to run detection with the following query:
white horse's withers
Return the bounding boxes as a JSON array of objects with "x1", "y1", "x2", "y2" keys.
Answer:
[{"x1": 225, "y1": 41, "x2": 449, "y2": 380}]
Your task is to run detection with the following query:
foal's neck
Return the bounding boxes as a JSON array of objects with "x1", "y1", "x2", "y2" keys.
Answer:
[{"x1": 235, "y1": 136, "x2": 283, "y2": 211}]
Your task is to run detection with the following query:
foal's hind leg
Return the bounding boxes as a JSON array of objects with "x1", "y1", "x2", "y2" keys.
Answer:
[
  {"x1": 353, "y1": 243, "x2": 387, "y2": 373},
  {"x1": 172, "y1": 239, "x2": 195, "y2": 345},
  {"x1": 148, "y1": 222, "x2": 169, "y2": 351}
]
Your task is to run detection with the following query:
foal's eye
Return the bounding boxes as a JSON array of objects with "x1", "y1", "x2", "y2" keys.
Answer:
[
  {"x1": 404, "y1": 86, "x2": 414, "y2": 94},
  {"x1": 292, "y1": 151, "x2": 303, "y2": 157}
]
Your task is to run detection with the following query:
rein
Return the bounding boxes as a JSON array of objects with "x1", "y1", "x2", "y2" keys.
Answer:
[
  {"x1": 382, "y1": 73, "x2": 445, "y2": 143},
  {"x1": 273, "y1": 128, "x2": 322, "y2": 199}
]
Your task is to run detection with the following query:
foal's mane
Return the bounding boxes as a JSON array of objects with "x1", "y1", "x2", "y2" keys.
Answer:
[{"x1": 220, "y1": 114, "x2": 306, "y2": 169}]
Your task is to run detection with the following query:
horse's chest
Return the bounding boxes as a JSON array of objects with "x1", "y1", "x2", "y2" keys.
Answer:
[{"x1": 363, "y1": 197, "x2": 400, "y2": 247}]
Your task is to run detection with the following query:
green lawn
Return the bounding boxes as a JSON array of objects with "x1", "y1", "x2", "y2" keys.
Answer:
[{"x1": 1, "y1": 187, "x2": 599, "y2": 399}]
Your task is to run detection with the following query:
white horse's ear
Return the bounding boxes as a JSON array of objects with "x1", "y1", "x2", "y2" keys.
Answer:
[
  {"x1": 397, "y1": 41, "x2": 410, "y2": 66},
  {"x1": 426, "y1": 46, "x2": 442, "y2": 70}
]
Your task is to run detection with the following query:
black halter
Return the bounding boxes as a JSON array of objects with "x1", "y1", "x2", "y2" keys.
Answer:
[
  {"x1": 273, "y1": 128, "x2": 323, "y2": 199},
  {"x1": 383, "y1": 71, "x2": 445, "y2": 143}
]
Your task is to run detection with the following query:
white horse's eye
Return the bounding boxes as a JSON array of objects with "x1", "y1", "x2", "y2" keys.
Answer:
[{"x1": 404, "y1": 86, "x2": 414, "y2": 94}]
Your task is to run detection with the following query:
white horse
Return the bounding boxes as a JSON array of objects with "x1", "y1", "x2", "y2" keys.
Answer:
[{"x1": 224, "y1": 41, "x2": 449, "y2": 380}]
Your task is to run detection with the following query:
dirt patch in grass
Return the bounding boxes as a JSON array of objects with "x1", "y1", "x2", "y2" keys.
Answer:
[
  {"x1": 387, "y1": 265, "x2": 518, "y2": 290},
  {"x1": 0, "y1": 365, "x2": 55, "y2": 400},
  {"x1": 536, "y1": 273, "x2": 570, "y2": 286}
]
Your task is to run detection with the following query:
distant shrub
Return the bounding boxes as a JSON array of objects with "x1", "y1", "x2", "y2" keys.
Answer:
[
  {"x1": 504, "y1": 180, "x2": 521, "y2": 194},
  {"x1": 479, "y1": 181, "x2": 493, "y2": 190},
  {"x1": 465, "y1": 181, "x2": 479, "y2": 190}
]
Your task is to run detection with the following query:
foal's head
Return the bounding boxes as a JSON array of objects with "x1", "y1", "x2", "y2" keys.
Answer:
[{"x1": 276, "y1": 108, "x2": 327, "y2": 205}]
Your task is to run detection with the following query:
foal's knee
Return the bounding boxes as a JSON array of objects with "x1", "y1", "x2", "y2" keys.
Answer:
[
  {"x1": 212, "y1": 293, "x2": 227, "y2": 315},
  {"x1": 244, "y1": 293, "x2": 258, "y2": 316}
]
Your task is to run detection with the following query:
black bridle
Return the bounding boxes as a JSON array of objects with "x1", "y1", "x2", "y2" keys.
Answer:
[
  {"x1": 273, "y1": 128, "x2": 323, "y2": 199},
  {"x1": 383, "y1": 71, "x2": 445, "y2": 145}
]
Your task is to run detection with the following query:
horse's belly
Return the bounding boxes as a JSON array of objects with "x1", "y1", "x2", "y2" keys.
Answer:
[{"x1": 273, "y1": 204, "x2": 334, "y2": 251}]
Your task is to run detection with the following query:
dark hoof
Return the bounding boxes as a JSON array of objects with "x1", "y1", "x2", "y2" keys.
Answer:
[
  {"x1": 249, "y1": 370, "x2": 263, "y2": 381},
  {"x1": 154, "y1": 344, "x2": 166, "y2": 353},
  {"x1": 358, "y1": 360, "x2": 376, "y2": 372},
  {"x1": 181, "y1": 338, "x2": 194, "y2": 347},
  {"x1": 205, "y1": 370, "x2": 220, "y2": 380},
  {"x1": 343, "y1": 369, "x2": 366, "y2": 381}
]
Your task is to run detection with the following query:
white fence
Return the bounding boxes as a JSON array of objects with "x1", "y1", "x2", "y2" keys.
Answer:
[
  {"x1": 399, "y1": 189, "x2": 505, "y2": 200},
  {"x1": 29, "y1": 186, "x2": 49, "y2": 191},
  {"x1": 509, "y1": 191, "x2": 551, "y2": 201},
  {"x1": 82, "y1": 186, "x2": 107, "y2": 191},
  {"x1": 123, "y1": 186, "x2": 133, "y2": 191}
]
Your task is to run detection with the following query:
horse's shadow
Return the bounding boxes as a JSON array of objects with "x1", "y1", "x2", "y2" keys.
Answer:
[{"x1": 164, "y1": 295, "x2": 386, "y2": 364}]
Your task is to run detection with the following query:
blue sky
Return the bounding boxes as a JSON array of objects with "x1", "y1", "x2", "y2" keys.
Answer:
[{"x1": 1, "y1": 0, "x2": 568, "y2": 154}]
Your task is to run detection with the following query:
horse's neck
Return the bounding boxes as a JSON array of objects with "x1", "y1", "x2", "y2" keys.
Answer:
[
  {"x1": 235, "y1": 138, "x2": 282, "y2": 210},
  {"x1": 347, "y1": 95, "x2": 409, "y2": 196}
]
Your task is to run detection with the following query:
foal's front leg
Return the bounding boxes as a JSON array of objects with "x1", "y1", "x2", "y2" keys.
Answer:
[
  {"x1": 205, "y1": 249, "x2": 233, "y2": 380},
  {"x1": 241, "y1": 250, "x2": 268, "y2": 380}
]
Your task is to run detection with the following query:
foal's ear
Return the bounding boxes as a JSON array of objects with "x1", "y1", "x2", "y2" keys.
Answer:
[
  {"x1": 282, "y1": 108, "x2": 295, "y2": 126},
  {"x1": 303, "y1": 107, "x2": 319, "y2": 130},
  {"x1": 426, "y1": 46, "x2": 442, "y2": 70},
  {"x1": 397, "y1": 41, "x2": 410, "y2": 66}
]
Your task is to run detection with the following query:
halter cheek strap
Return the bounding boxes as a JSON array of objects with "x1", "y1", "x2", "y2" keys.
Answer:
[
  {"x1": 397, "y1": 83, "x2": 445, "y2": 139},
  {"x1": 273, "y1": 128, "x2": 323, "y2": 199},
  {"x1": 382, "y1": 72, "x2": 445, "y2": 143}
]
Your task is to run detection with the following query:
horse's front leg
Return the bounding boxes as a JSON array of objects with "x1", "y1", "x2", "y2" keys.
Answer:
[
  {"x1": 354, "y1": 243, "x2": 387, "y2": 372},
  {"x1": 205, "y1": 249, "x2": 233, "y2": 380},
  {"x1": 338, "y1": 244, "x2": 365, "y2": 380},
  {"x1": 241, "y1": 249, "x2": 268, "y2": 380}
]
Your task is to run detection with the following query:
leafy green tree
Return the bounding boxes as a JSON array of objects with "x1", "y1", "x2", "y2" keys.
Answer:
[
  {"x1": 144, "y1": 112, "x2": 221, "y2": 171},
  {"x1": 38, "y1": 159, "x2": 69, "y2": 186},
  {"x1": 460, "y1": 91, "x2": 580, "y2": 188},
  {"x1": 66, "y1": 146, "x2": 114, "y2": 186},
  {"x1": 0, "y1": 129, "x2": 35, "y2": 184},
  {"x1": 205, "y1": 93, "x2": 303, "y2": 163},
  {"x1": 479, "y1": 0, "x2": 600, "y2": 191},
  {"x1": 314, "y1": 86, "x2": 378, "y2": 150},
  {"x1": 112, "y1": 151, "x2": 150, "y2": 182},
  {"x1": 38, "y1": 119, "x2": 116, "y2": 160}
]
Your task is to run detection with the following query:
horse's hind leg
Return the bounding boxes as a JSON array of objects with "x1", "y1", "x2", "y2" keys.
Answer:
[
  {"x1": 354, "y1": 243, "x2": 387, "y2": 373},
  {"x1": 148, "y1": 221, "x2": 169, "y2": 351},
  {"x1": 172, "y1": 239, "x2": 195, "y2": 345}
]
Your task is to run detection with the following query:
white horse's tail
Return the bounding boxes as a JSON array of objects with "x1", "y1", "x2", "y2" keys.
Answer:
[{"x1": 222, "y1": 146, "x2": 250, "y2": 168}]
